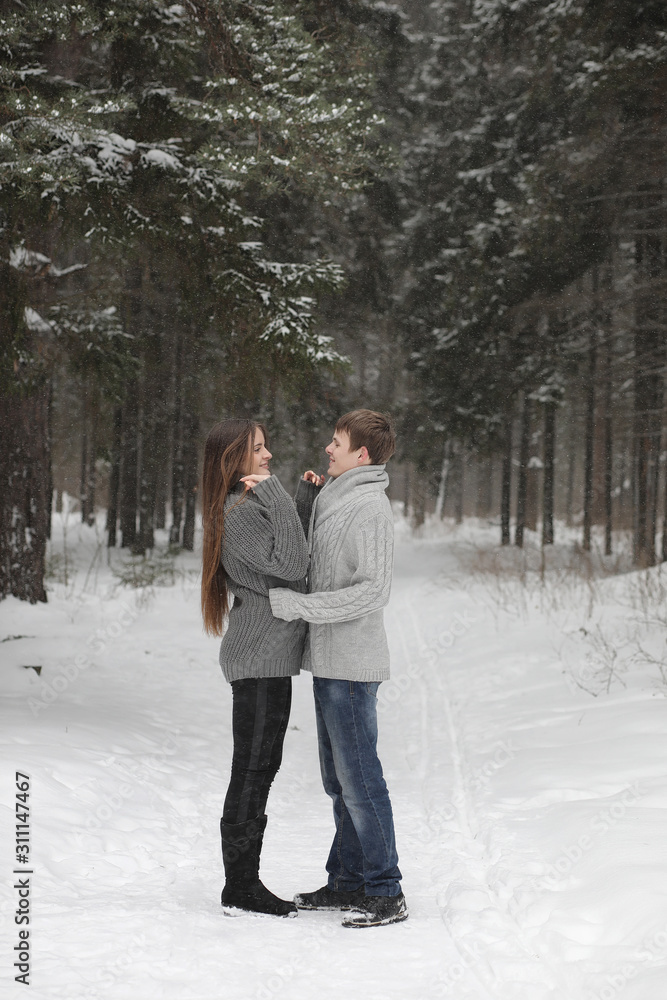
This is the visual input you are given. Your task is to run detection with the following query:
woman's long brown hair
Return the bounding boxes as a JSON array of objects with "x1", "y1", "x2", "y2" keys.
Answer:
[{"x1": 200, "y1": 418, "x2": 267, "y2": 636}]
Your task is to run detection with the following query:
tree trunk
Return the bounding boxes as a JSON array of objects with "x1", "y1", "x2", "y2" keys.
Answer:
[
  {"x1": 454, "y1": 449, "x2": 465, "y2": 524},
  {"x1": 46, "y1": 383, "x2": 54, "y2": 540},
  {"x1": 87, "y1": 416, "x2": 97, "y2": 526},
  {"x1": 0, "y1": 260, "x2": 51, "y2": 604},
  {"x1": 119, "y1": 262, "x2": 146, "y2": 551},
  {"x1": 648, "y1": 422, "x2": 660, "y2": 566},
  {"x1": 525, "y1": 465, "x2": 540, "y2": 532},
  {"x1": 434, "y1": 440, "x2": 451, "y2": 519},
  {"x1": 662, "y1": 432, "x2": 667, "y2": 563},
  {"x1": 515, "y1": 393, "x2": 531, "y2": 547},
  {"x1": 633, "y1": 230, "x2": 664, "y2": 567},
  {"x1": 401, "y1": 462, "x2": 412, "y2": 522},
  {"x1": 603, "y1": 332, "x2": 613, "y2": 556},
  {"x1": 181, "y1": 410, "x2": 199, "y2": 552},
  {"x1": 154, "y1": 328, "x2": 176, "y2": 533},
  {"x1": 500, "y1": 408, "x2": 513, "y2": 546},
  {"x1": 119, "y1": 387, "x2": 139, "y2": 549},
  {"x1": 80, "y1": 398, "x2": 89, "y2": 523},
  {"x1": 0, "y1": 384, "x2": 51, "y2": 603},
  {"x1": 632, "y1": 394, "x2": 640, "y2": 555},
  {"x1": 85, "y1": 386, "x2": 98, "y2": 526},
  {"x1": 411, "y1": 474, "x2": 427, "y2": 528},
  {"x1": 79, "y1": 379, "x2": 98, "y2": 526},
  {"x1": 153, "y1": 421, "x2": 169, "y2": 531},
  {"x1": 137, "y1": 394, "x2": 157, "y2": 553},
  {"x1": 616, "y1": 438, "x2": 630, "y2": 531},
  {"x1": 565, "y1": 407, "x2": 576, "y2": 528},
  {"x1": 542, "y1": 402, "x2": 555, "y2": 547},
  {"x1": 106, "y1": 405, "x2": 122, "y2": 548},
  {"x1": 583, "y1": 330, "x2": 597, "y2": 552},
  {"x1": 476, "y1": 456, "x2": 494, "y2": 517},
  {"x1": 169, "y1": 340, "x2": 185, "y2": 545}
]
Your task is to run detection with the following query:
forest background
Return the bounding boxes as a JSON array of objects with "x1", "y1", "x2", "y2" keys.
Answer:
[{"x1": 1, "y1": 0, "x2": 666, "y2": 604}]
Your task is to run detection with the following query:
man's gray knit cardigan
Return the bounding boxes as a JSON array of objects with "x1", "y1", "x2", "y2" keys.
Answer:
[
  {"x1": 269, "y1": 465, "x2": 394, "y2": 682},
  {"x1": 219, "y1": 476, "x2": 309, "y2": 683}
]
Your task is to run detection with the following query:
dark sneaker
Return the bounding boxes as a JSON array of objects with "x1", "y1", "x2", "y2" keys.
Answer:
[
  {"x1": 342, "y1": 892, "x2": 408, "y2": 928},
  {"x1": 294, "y1": 884, "x2": 366, "y2": 911}
]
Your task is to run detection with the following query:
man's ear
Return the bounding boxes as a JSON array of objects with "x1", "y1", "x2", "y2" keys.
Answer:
[{"x1": 358, "y1": 446, "x2": 369, "y2": 463}]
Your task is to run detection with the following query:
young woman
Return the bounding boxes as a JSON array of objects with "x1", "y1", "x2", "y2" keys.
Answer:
[{"x1": 201, "y1": 418, "x2": 309, "y2": 917}]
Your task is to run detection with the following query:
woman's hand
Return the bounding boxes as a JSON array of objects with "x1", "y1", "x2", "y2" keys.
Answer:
[
  {"x1": 303, "y1": 470, "x2": 325, "y2": 487},
  {"x1": 240, "y1": 473, "x2": 271, "y2": 491}
]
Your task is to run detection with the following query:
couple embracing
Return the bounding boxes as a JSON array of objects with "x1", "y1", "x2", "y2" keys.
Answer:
[{"x1": 201, "y1": 410, "x2": 407, "y2": 928}]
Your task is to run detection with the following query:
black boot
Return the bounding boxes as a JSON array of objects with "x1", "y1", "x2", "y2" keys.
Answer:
[{"x1": 220, "y1": 815, "x2": 297, "y2": 917}]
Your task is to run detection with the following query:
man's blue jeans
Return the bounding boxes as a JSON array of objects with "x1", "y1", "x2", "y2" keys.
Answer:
[{"x1": 312, "y1": 677, "x2": 402, "y2": 897}]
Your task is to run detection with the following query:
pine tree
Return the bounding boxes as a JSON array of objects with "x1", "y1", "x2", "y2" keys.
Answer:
[
  {"x1": 0, "y1": 0, "x2": 385, "y2": 599},
  {"x1": 395, "y1": 0, "x2": 666, "y2": 548}
]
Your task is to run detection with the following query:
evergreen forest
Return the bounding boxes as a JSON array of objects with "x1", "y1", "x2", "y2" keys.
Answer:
[{"x1": 2, "y1": 0, "x2": 666, "y2": 603}]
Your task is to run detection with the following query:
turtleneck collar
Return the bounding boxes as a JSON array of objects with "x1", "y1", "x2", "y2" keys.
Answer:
[{"x1": 314, "y1": 464, "x2": 388, "y2": 525}]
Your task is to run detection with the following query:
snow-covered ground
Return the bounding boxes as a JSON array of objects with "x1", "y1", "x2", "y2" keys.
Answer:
[{"x1": 2, "y1": 511, "x2": 667, "y2": 1000}]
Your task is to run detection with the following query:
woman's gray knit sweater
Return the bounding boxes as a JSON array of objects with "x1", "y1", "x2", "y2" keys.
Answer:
[{"x1": 219, "y1": 475, "x2": 309, "y2": 682}]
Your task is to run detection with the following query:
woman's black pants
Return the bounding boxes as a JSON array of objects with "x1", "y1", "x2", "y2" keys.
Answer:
[{"x1": 222, "y1": 676, "x2": 292, "y2": 825}]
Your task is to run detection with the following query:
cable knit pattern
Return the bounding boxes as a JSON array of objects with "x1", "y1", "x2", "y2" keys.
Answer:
[
  {"x1": 269, "y1": 466, "x2": 394, "y2": 682},
  {"x1": 219, "y1": 475, "x2": 308, "y2": 682}
]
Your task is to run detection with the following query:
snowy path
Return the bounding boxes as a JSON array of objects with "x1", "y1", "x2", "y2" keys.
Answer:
[
  {"x1": 385, "y1": 544, "x2": 564, "y2": 1000},
  {"x1": 2, "y1": 524, "x2": 667, "y2": 999}
]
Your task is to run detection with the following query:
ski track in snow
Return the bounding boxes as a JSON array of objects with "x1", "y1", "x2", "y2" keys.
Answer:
[
  {"x1": 2, "y1": 519, "x2": 667, "y2": 1000},
  {"x1": 390, "y1": 548, "x2": 564, "y2": 999}
]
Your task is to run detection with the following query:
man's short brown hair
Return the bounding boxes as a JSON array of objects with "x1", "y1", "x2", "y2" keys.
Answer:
[{"x1": 335, "y1": 409, "x2": 396, "y2": 465}]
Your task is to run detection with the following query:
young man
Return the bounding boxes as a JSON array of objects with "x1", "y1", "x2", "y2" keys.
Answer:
[{"x1": 269, "y1": 409, "x2": 407, "y2": 928}]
